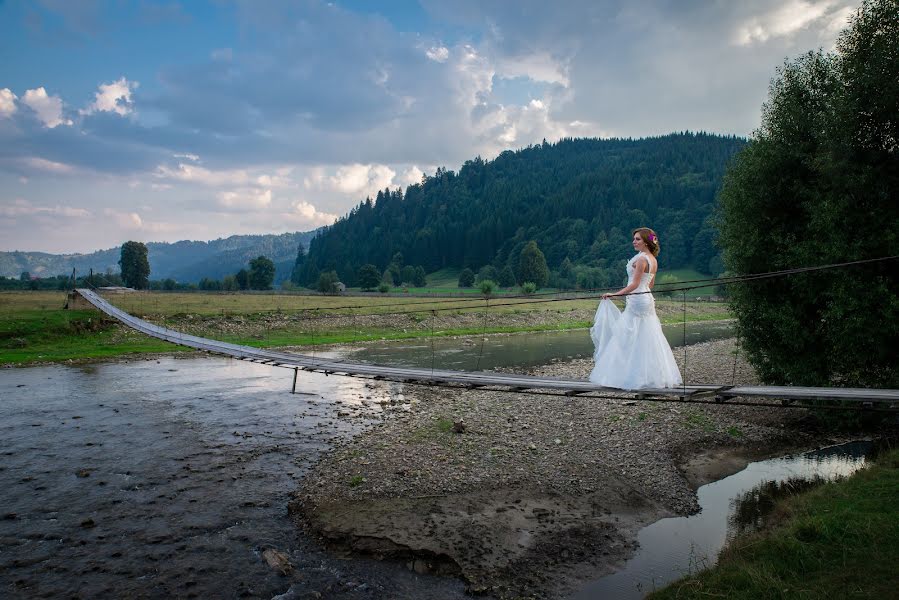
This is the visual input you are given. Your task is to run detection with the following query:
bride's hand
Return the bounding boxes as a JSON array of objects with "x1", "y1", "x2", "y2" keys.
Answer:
[{"x1": 601, "y1": 293, "x2": 612, "y2": 300}]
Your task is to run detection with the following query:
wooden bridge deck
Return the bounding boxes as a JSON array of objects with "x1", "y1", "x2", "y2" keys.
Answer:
[{"x1": 75, "y1": 289, "x2": 899, "y2": 407}]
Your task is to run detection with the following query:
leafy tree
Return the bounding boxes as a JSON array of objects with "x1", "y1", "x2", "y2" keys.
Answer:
[
  {"x1": 119, "y1": 241, "x2": 150, "y2": 289},
  {"x1": 162, "y1": 278, "x2": 177, "y2": 291},
  {"x1": 235, "y1": 269, "x2": 249, "y2": 290},
  {"x1": 317, "y1": 270, "x2": 340, "y2": 294},
  {"x1": 19, "y1": 271, "x2": 30, "y2": 282},
  {"x1": 718, "y1": 0, "x2": 899, "y2": 389},
  {"x1": 498, "y1": 265, "x2": 516, "y2": 287},
  {"x1": 458, "y1": 268, "x2": 475, "y2": 288},
  {"x1": 518, "y1": 241, "x2": 549, "y2": 289},
  {"x1": 401, "y1": 265, "x2": 416, "y2": 285},
  {"x1": 476, "y1": 265, "x2": 498, "y2": 283},
  {"x1": 412, "y1": 266, "x2": 427, "y2": 287},
  {"x1": 248, "y1": 256, "x2": 275, "y2": 290},
  {"x1": 222, "y1": 275, "x2": 238, "y2": 291},
  {"x1": 358, "y1": 264, "x2": 381, "y2": 290}
]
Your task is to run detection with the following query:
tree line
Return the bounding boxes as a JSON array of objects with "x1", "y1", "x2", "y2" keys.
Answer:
[{"x1": 293, "y1": 133, "x2": 745, "y2": 290}]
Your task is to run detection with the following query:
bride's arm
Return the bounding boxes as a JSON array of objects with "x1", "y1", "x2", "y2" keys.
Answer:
[{"x1": 602, "y1": 260, "x2": 646, "y2": 299}]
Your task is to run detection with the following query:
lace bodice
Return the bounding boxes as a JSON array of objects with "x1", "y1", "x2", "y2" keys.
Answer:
[{"x1": 626, "y1": 252, "x2": 656, "y2": 291}]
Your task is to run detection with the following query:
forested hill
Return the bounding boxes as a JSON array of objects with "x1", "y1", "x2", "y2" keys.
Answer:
[
  {"x1": 1, "y1": 231, "x2": 317, "y2": 284},
  {"x1": 297, "y1": 133, "x2": 745, "y2": 288}
]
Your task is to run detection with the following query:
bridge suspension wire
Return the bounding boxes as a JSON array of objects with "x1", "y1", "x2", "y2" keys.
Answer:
[{"x1": 272, "y1": 255, "x2": 899, "y2": 322}]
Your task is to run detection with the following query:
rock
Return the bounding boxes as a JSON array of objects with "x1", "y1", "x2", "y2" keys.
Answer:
[
  {"x1": 76, "y1": 469, "x2": 91, "y2": 478},
  {"x1": 452, "y1": 420, "x2": 467, "y2": 434},
  {"x1": 262, "y1": 548, "x2": 293, "y2": 576}
]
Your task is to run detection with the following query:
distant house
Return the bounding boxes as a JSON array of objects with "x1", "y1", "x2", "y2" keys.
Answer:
[
  {"x1": 335, "y1": 282, "x2": 346, "y2": 293},
  {"x1": 98, "y1": 286, "x2": 136, "y2": 294}
]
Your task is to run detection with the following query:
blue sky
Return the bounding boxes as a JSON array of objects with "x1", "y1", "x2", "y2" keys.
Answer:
[{"x1": 1, "y1": 0, "x2": 859, "y2": 253}]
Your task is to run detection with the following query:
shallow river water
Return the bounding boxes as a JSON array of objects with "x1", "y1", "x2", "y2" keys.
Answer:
[{"x1": 0, "y1": 357, "x2": 469, "y2": 599}]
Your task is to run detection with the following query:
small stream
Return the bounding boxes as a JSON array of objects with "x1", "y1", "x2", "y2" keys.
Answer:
[{"x1": 571, "y1": 440, "x2": 874, "y2": 599}]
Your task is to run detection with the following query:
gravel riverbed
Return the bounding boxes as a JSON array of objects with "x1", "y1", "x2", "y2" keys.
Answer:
[{"x1": 290, "y1": 338, "x2": 818, "y2": 598}]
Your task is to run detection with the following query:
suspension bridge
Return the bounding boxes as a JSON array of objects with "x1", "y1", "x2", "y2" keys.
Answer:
[{"x1": 71, "y1": 286, "x2": 899, "y2": 412}]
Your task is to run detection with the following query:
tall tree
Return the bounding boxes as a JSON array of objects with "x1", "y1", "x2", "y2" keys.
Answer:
[
  {"x1": 290, "y1": 244, "x2": 306, "y2": 286},
  {"x1": 119, "y1": 241, "x2": 150, "y2": 289},
  {"x1": 718, "y1": 0, "x2": 898, "y2": 388},
  {"x1": 518, "y1": 241, "x2": 549, "y2": 289},
  {"x1": 248, "y1": 256, "x2": 275, "y2": 290}
]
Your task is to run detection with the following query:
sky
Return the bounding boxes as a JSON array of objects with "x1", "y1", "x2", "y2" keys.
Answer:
[{"x1": 0, "y1": 0, "x2": 860, "y2": 254}]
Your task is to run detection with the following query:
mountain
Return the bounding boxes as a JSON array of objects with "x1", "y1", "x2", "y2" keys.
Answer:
[
  {"x1": 298, "y1": 133, "x2": 746, "y2": 287},
  {"x1": 0, "y1": 231, "x2": 318, "y2": 283}
]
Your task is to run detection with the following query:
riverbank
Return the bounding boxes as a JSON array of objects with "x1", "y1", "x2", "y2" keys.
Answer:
[
  {"x1": 650, "y1": 446, "x2": 899, "y2": 599},
  {"x1": 1, "y1": 291, "x2": 729, "y2": 365},
  {"x1": 290, "y1": 338, "x2": 826, "y2": 598}
]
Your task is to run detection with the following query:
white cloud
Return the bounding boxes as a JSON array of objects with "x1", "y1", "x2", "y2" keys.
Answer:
[
  {"x1": 217, "y1": 188, "x2": 272, "y2": 210},
  {"x1": 21, "y1": 157, "x2": 77, "y2": 174},
  {"x1": 0, "y1": 198, "x2": 90, "y2": 218},
  {"x1": 0, "y1": 88, "x2": 17, "y2": 118},
  {"x1": 287, "y1": 200, "x2": 337, "y2": 227},
  {"x1": 21, "y1": 87, "x2": 72, "y2": 128},
  {"x1": 104, "y1": 209, "x2": 144, "y2": 229},
  {"x1": 154, "y1": 162, "x2": 291, "y2": 189},
  {"x1": 497, "y1": 52, "x2": 570, "y2": 86},
  {"x1": 81, "y1": 77, "x2": 139, "y2": 116},
  {"x1": 328, "y1": 163, "x2": 397, "y2": 197},
  {"x1": 399, "y1": 165, "x2": 424, "y2": 187},
  {"x1": 426, "y1": 46, "x2": 450, "y2": 62},
  {"x1": 734, "y1": 1, "x2": 835, "y2": 46},
  {"x1": 173, "y1": 152, "x2": 200, "y2": 162}
]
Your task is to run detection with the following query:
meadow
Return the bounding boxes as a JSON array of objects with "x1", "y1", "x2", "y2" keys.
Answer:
[{"x1": 0, "y1": 290, "x2": 730, "y2": 365}]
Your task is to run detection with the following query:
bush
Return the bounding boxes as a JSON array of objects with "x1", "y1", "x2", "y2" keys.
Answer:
[
  {"x1": 378, "y1": 283, "x2": 390, "y2": 294},
  {"x1": 479, "y1": 279, "x2": 496, "y2": 297},
  {"x1": 521, "y1": 282, "x2": 537, "y2": 295}
]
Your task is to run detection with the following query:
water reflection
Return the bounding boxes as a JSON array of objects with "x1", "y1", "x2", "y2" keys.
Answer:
[{"x1": 572, "y1": 440, "x2": 873, "y2": 599}]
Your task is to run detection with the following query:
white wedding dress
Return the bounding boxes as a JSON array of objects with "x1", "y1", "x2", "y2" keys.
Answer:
[{"x1": 589, "y1": 252, "x2": 683, "y2": 390}]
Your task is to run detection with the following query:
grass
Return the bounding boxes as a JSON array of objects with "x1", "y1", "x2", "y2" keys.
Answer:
[
  {"x1": 0, "y1": 290, "x2": 731, "y2": 365},
  {"x1": 649, "y1": 447, "x2": 899, "y2": 599}
]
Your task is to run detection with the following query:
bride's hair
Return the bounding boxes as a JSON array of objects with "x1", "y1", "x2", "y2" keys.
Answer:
[{"x1": 633, "y1": 227, "x2": 660, "y2": 257}]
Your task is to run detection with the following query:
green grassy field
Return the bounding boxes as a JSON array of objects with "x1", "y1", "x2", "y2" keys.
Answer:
[
  {"x1": 0, "y1": 290, "x2": 730, "y2": 365},
  {"x1": 650, "y1": 447, "x2": 899, "y2": 599}
]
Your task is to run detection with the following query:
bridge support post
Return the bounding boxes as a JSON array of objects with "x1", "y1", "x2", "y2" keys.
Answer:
[{"x1": 292, "y1": 368, "x2": 298, "y2": 394}]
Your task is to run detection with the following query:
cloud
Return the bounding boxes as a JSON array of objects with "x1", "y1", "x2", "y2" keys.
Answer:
[
  {"x1": 328, "y1": 163, "x2": 397, "y2": 197},
  {"x1": 426, "y1": 46, "x2": 450, "y2": 62},
  {"x1": 0, "y1": 89, "x2": 17, "y2": 118},
  {"x1": 217, "y1": 188, "x2": 272, "y2": 211},
  {"x1": 734, "y1": 0, "x2": 836, "y2": 45},
  {"x1": 287, "y1": 200, "x2": 337, "y2": 227},
  {"x1": 81, "y1": 77, "x2": 138, "y2": 116},
  {"x1": 20, "y1": 156, "x2": 77, "y2": 174},
  {"x1": 0, "y1": 198, "x2": 90, "y2": 218},
  {"x1": 21, "y1": 87, "x2": 72, "y2": 128}
]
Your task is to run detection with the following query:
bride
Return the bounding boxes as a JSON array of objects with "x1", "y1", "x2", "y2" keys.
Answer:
[{"x1": 589, "y1": 227, "x2": 683, "y2": 390}]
